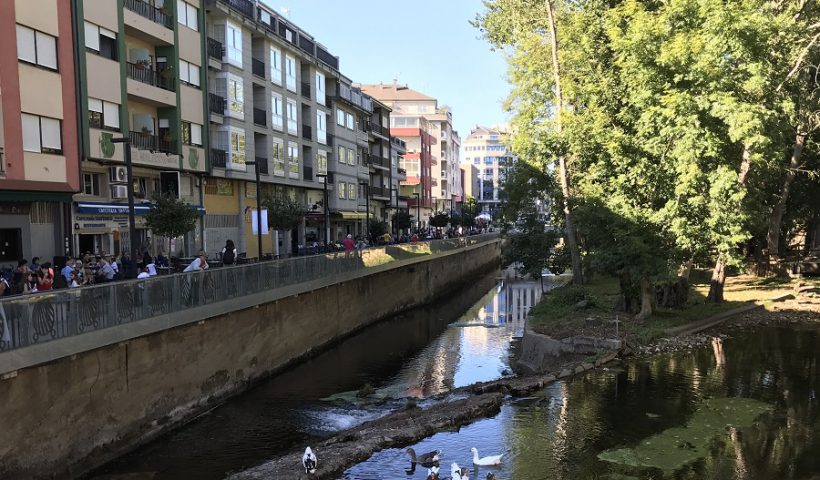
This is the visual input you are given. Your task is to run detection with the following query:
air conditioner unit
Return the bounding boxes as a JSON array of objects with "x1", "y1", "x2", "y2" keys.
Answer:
[
  {"x1": 109, "y1": 166, "x2": 127, "y2": 184},
  {"x1": 111, "y1": 185, "x2": 128, "y2": 199}
]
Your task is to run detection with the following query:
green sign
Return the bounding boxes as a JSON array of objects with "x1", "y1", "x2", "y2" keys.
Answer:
[{"x1": 100, "y1": 132, "x2": 115, "y2": 158}]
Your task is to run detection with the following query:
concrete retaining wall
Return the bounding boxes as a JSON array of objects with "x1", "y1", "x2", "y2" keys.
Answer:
[
  {"x1": 0, "y1": 241, "x2": 500, "y2": 479},
  {"x1": 515, "y1": 325, "x2": 622, "y2": 375}
]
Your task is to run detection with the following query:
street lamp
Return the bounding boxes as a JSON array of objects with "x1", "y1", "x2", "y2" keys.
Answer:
[
  {"x1": 359, "y1": 181, "x2": 370, "y2": 241},
  {"x1": 316, "y1": 172, "x2": 329, "y2": 248},
  {"x1": 110, "y1": 136, "x2": 139, "y2": 279},
  {"x1": 412, "y1": 192, "x2": 420, "y2": 233},
  {"x1": 245, "y1": 159, "x2": 264, "y2": 260}
]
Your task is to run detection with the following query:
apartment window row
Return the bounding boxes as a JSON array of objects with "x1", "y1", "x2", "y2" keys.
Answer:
[
  {"x1": 335, "y1": 109, "x2": 354, "y2": 130},
  {"x1": 22, "y1": 113, "x2": 62, "y2": 154},
  {"x1": 88, "y1": 98, "x2": 120, "y2": 131},
  {"x1": 179, "y1": 59, "x2": 201, "y2": 88},
  {"x1": 337, "y1": 182, "x2": 358, "y2": 200},
  {"x1": 84, "y1": 22, "x2": 117, "y2": 61},
  {"x1": 337, "y1": 145, "x2": 356, "y2": 166},
  {"x1": 17, "y1": 25, "x2": 57, "y2": 71},
  {"x1": 177, "y1": 0, "x2": 199, "y2": 31},
  {"x1": 181, "y1": 122, "x2": 203, "y2": 146}
]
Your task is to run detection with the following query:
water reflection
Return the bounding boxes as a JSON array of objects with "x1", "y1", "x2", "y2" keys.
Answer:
[{"x1": 345, "y1": 324, "x2": 820, "y2": 479}]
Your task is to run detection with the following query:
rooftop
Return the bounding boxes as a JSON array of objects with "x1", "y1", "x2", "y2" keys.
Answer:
[{"x1": 357, "y1": 83, "x2": 437, "y2": 102}]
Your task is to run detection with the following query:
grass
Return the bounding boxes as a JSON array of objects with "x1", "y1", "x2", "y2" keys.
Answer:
[{"x1": 530, "y1": 272, "x2": 797, "y2": 345}]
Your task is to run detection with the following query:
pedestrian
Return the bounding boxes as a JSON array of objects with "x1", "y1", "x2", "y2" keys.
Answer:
[
  {"x1": 137, "y1": 265, "x2": 150, "y2": 279},
  {"x1": 156, "y1": 250, "x2": 169, "y2": 268},
  {"x1": 146, "y1": 259, "x2": 157, "y2": 276},
  {"x1": 98, "y1": 256, "x2": 115, "y2": 282},
  {"x1": 36, "y1": 263, "x2": 54, "y2": 291},
  {"x1": 68, "y1": 271, "x2": 81, "y2": 288},
  {"x1": 17, "y1": 272, "x2": 33, "y2": 294},
  {"x1": 61, "y1": 258, "x2": 75, "y2": 285},
  {"x1": 142, "y1": 251, "x2": 153, "y2": 270},
  {"x1": 343, "y1": 234, "x2": 355, "y2": 252},
  {"x1": 183, "y1": 251, "x2": 209, "y2": 272},
  {"x1": 30, "y1": 256, "x2": 40, "y2": 272},
  {"x1": 222, "y1": 240, "x2": 237, "y2": 266}
]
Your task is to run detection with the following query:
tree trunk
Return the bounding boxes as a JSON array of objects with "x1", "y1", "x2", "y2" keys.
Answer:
[
  {"x1": 635, "y1": 277, "x2": 654, "y2": 321},
  {"x1": 766, "y1": 129, "x2": 806, "y2": 257},
  {"x1": 679, "y1": 258, "x2": 693, "y2": 280},
  {"x1": 545, "y1": 0, "x2": 583, "y2": 285}
]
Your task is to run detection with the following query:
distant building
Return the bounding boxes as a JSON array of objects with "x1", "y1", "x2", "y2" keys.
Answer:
[{"x1": 461, "y1": 126, "x2": 516, "y2": 216}]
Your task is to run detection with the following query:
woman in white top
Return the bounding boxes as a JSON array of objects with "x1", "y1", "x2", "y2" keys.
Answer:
[{"x1": 183, "y1": 251, "x2": 209, "y2": 272}]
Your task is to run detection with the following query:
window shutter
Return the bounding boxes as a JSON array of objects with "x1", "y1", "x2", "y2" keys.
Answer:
[
  {"x1": 84, "y1": 22, "x2": 100, "y2": 51},
  {"x1": 21, "y1": 114, "x2": 41, "y2": 152},
  {"x1": 41, "y1": 117, "x2": 62, "y2": 151},
  {"x1": 103, "y1": 102, "x2": 120, "y2": 129}
]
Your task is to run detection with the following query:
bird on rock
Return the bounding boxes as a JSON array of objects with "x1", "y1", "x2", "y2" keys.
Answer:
[{"x1": 302, "y1": 446, "x2": 317, "y2": 474}]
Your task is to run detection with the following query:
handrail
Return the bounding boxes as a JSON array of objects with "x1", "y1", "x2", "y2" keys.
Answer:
[{"x1": 0, "y1": 234, "x2": 500, "y2": 358}]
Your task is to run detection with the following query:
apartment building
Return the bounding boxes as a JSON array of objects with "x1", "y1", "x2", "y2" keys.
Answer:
[
  {"x1": 462, "y1": 126, "x2": 517, "y2": 215},
  {"x1": 72, "y1": 0, "x2": 208, "y2": 257},
  {"x1": 362, "y1": 98, "x2": 406, "y2": 233},
  {"x1": 0, "y1": 0, "x2": 80, "y2": 264},
  {"x1": 359, "y1": 83, "x2": 438, "y2": 225},
  {"x1": 426, "y1": 106, "x2": 462, "y2": 213}
]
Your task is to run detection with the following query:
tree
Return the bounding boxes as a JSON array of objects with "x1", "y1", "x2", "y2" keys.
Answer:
[
  {"x1": 368, "y1": 219, "x2": 387, "y2": 238},
  {"x1": 461, "y1": 196, "x2": 480, "y2": 228},
  {"x1": 261, "y1": 193, "x2": 306, "y2": 255},
  {"x1": 391, "y1": 211, "x2": 413, "y2": 231},
  {"x1": 429, "y1": 212, "x2": 450, "y2": 229},
  {"x1": 145, "y1": 192, "x2": 199, "y2": 256}
]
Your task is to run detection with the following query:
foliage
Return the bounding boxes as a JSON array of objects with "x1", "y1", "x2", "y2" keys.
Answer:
[
  {"x1": 429, "y1": 211, "x2": 450, "y2": 228},
  {"x1": 368, "y1": 219, "x2": 387, "y2": 238},
  {"x1": 261, "y1": 193, "x2": 306, "y2": 231},
  {"x1": 460, "y1": 197, "x2": 480, "y2": 228},
  {"x1": 145, "y1": 193, "x2": 198, "y2": 244},
  {"x1": 391, "y1": 211, "x2": 413, "y2": 230}
]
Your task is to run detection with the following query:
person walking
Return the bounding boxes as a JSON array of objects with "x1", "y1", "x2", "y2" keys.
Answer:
[
  {"x1": 221, "y1": 240, "x2": 237, "y2": 266},
  {"x1": 342, "y1": 234, "x2": 355, "y2": 252}
]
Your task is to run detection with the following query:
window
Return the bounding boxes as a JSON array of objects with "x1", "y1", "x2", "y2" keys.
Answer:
[
  {"x1": 272, "y1": 139, "x2": 285, "y2": 176},
  {"x1": 315, "y1": 72, "x2": 325, "y2": 106},
  {"x1": 271, "y1": 93, "x2": 283, "y2": 130},
  {"x1": 287, "y1": 142, "x2": 299, "y2": 178},
  {"x1": 473, "y1": 158, "x2": 480, "y2": 165},
  {"x1": 229, "y1": 128, "x2": 246, "y2": 170},
  {"x1": 22, "y1": 113, "x2": 61, "y2": 154},
  {"x1": 286, "y1": 99, "x2": 297, "y2": 134},
  {"x1": 17, "y1": 25, "x2": 57, "y2": 70},
  {"x1": 84, "y1": 22, "x2": 117, "y2": 60},
  {"x1": 345, "y1": 113, "x2": 354, "y2": 130},
  {"x1": 177, "y1": 1, "x2": 199, "y2": 31},
  {"x1": 83, "y1": 173, "x2": 100, "y2": 196},
  {"x1": 348, "y1": 183, "x2": 357, "y2": 200},
  {"x1": 181, "y1": 122, "x2": 202, "y2": 146},
  {"x1": 88, "y1": 98, "x2": 120, "y2": 131},
  {"x1": 347, "y1": 148, "x2": 355, "y2": 166},
  {"x1": 484, "y1": 168, "x2": 494, "y2": 176},
  {"x1": 179, "y1": 60, "x2": 200, "y2": 87},
  {"x1": 133, "y1": 177, "x2": 148, "y2": 199},
  {"x1": 285, "y1": 55, "x2": 296, "y2": 92},
  {"x1": 270, "y1": 47, "x2": 282, "y2": 85},
  {"x1": 228, "y1": 75, "x2": 243, "y2": 118},
  {"x1": 337, "y1": 145, "x2": 345, "y2": 164},
  {"x1": 317, "y1": 150, "x2": 328, "y2": 175},
  {"x1": 226, "y1": 21, "x2": 242, "y2": 66},
  {"x1": 338, "y1": 182, "x2": 346, "y2": 200},
  {"x1": 316, "y1": 111, "x2": 327, "y2": 144},
  {"x1": 484, "y1": 156, "x2": 494, "y2": 164},
  {"x1": 336, "y1": 109, "x2": 345, "y2": 127}
]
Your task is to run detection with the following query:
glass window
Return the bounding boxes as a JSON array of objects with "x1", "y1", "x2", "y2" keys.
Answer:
[
  {"x1": 338, "y1": 182, "x2": 346, "y2": 200},
  {"x1": 22, "y1": 113, "x2": 61, "y2": 154},
  {"x1": 348, "y1": 184, "x2": 357, "y2": 200},
  {"x1": 336, "y1": 109, "x2": 345, "y2": 126},
  {"x1": 347, "y1": 148, "x2": 355, "y2": 166},
  {"x1": 316, "y1": 111, "x2": 327, "y2": 144},
  {"x1": 317, "y1": 150, "x2": 328, "y2": 175},
  {"x1": 83, "y1": 173, "x2": 100, "y2": 196},
  {"x1": 177, "y1": 1, "x2": 199, "y2": 31},
  {"x1": 88, "y1": 98, "x2": 119, "y2": 130},
  {"x1": 287, "y1": 142, "x2": 299, "y2": 178},
  {"x1": 272, "y1": 140, "x2": 285, "y2": 176},
  {"x1": 181, "y1": 122, "x2": 202, "y2": 146},
  {"x1": 285, "y1": 55, "x2": 296, "y2": 92},
  {"x1": 345, "y1": 113, "x2": 354, "y2": 130},
  {"x1": 271, "y1": 93, "x2": 283, "y2": 130},
  {"x1": 228, "y1": 75, "x2": 243, "y2": 118},
  {"x1": 179, "y1": 60, "x2": 200, "y2": 87},
  {"x1": 337, "y1": 145, "x2": 345, "y2": 164},
  {"x1": 17, "y1": 25, "x2": 57, "y2": 70},
  {"x1": 229, "y1": 128, "x2": 245, "y2": 170},
  {"x1": 22, "y1": 113, "x2": 41, "y2": 152},
  {"x1": 226, "y1": 21, "x2": 242, "y2": 66},
  {"x1": 315, "y1": 72, "x2": 325, "y2": 105},
  {"x1": 286, "y1": 99, "x2": 297, "y2": 134},
  {"x1": 270, "y1": 47, "x2": 282, "y2": 86}
]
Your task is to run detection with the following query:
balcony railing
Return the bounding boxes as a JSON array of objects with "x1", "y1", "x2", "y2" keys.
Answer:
[
  {"x1": 253, "y1": 108, "x2": 267, "y2": 127},
  {"x1": 209, "y1": 93, "x2": 227, "y2": 115},
  {"x1": 367, "y1": 121, "x2": 388, "y2": 137},
  {"x1": 369, "y1": 186, "x2": 390, "y2": 198},
  {"x1": 397, "y1": 167, "x2": 407, "y2": 175},
  {"x1": 303, "y1": 165, "x2": 314, "y2": 182},
  {"x1": 252, "y1": 58, "x2": 265, "y2": 78},
  {"x1": 125, "y1": 0, "x2": 172, "y2": 28},
  {"x1": 211, "y1": 148, "x2": 227, "y2": 168},
  {"x1": 129, "y1": 131, "x2": 174, "y2": 154},
  {"x1": 207, "y1": 37, "x2": 224, "y2": 60},
  {"x1": 255, "y1": 157, "x2": 269, "y2": 174},
  {"x1": 302, "y1": 125, "x2": 312, "y2": 140},
  {"x1": 126, "y1": 62, "x2": 175, "y2": 92},
  {"x1": 220, "y1": 0, "x2": 254, "y2": 19},
  {"x1": 368, "y1": 154, "x2": 388, "y2": 168},
  {"x1": 301, "y1": 82, "x2": 311, "y2": 99}
]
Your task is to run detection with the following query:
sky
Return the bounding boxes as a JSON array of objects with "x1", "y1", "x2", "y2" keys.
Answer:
[{"x1": 260, "y1": 0, "x2": 511, "y2": 140}]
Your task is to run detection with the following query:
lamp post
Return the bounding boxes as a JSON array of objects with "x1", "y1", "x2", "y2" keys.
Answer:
[
  {"x1": 110, "y1": 136, "x2": 139, "y2": 278},
  {"x1": 245, "y1": 159, "x2": 264, "y2": 259},
  {"x1": 413, "y1": 192, "x2": 420, "y2": 233},
  {"x1": 316, "y1": 172, "x2": 329, "y2": 248},
  {"x1": 359, "y1": 181, "x2": 369, "y2": 241}
]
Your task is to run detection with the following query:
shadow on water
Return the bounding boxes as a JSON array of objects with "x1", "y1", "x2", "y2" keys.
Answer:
[
  {"x1": 345, "y1": 322, "x2": 820, "y2": 480},
  {"x1": 88, "y1": 269, "x2": 547, "y2": 480}
]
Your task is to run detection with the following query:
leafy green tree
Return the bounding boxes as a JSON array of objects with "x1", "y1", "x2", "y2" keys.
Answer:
[
  {"x1": 368, "y1": 219, "x2": 387, "y2": 238},
  {"x1": 429, "y1": 212, "x2": 450, "y2": 229},
  {"x1": 391, "y1": 211, "x2": 413, "y2": 231},
  {"x1": 261, "y1": 193, "x2": 306, "y2": 232},
  {"x1": 461, "y1": 197, "x2": 480, "y2": 228},
  {"x1": 145, "y1": 192, "x2": 199, "y2": 256}
]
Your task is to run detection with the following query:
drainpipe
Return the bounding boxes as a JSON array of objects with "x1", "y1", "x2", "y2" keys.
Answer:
[
  {"x1": 199, "y1": 174, "x2": 205, "y2": 250},
  {"x1": 70, "y1": 0, "x2": 86, "y2": 257}
]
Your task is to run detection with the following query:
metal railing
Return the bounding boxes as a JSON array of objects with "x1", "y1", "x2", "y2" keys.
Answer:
[
  {"x1": 207, "y1": 37, "x2": 224, "y2": 60},
  {"x1": 252, "y1": 58, "x2": 265, "y2": 78},
  {"x1": 302, "y1": 125, "x2": 312, "y2": 140},
  {"x1": 367, "y1": 121, "x2": 389, "y2": 137},
  {"x1": 126, "y1": 62, "x2": 175, "y2": 92},
  {"x1": 0, "y1": 234, "x2": 499, "y2": 355},
  {"x1": 255, "y1": 156, "x2": 269, "y2": 174},
  {"x1": 253, "y1": 108, "x2": 267, "y2": 126},
  {"x1": 301, "y1": 82, "x2": 311, "y2": 99},
  {"x1": 211, "y1": 148, "x2": 227, "y2": 168},
  {"x1": 209, "y1": 93, "x2": 227, "y2": 114},
  {"x1": 129, "y1": 131, "x2": 174, "y2": 154},
  {"x1": 369, "y1": 186, "x2": 390, "y2": 198},
  {"x1": 125, "y1": 0, "x2": 173, "y2": 28},
  {"x1": 219, "y1": 0, "x2": 254, "y2": 19}
]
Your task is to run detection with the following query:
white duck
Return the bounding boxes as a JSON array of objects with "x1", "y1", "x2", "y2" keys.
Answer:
[
  {"x1": 426, "y1": 465, "x2": 441, "y2": 480},
  {"x1": 451, "y1": 462, "x2": 470, "y2": 479},
  {"x1": 470, "y1": 447, "x2": 503, "y2": 466},
  {"x1": 302, "y1": 446, "x2": 317, "y2": 474}
]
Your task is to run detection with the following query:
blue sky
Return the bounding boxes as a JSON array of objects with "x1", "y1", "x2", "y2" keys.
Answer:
[{"x1": 261, "y1": 0, "x2": 511, "y2": 140}]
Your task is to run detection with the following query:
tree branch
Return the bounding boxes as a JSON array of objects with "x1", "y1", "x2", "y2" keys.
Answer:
[{"x1": 777, "y1": 31, "x2": 820, "y2": 92}]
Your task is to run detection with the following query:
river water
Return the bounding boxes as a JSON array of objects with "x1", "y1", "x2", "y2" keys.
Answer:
[{"x1": 90, "y1": 272, "x2": 820, "y2": 480}]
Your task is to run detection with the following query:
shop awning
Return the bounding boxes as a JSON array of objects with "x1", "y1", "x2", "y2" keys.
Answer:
[
  {"x1": 338, "y1": 211, "x2": 366, "y2": 220},
  {"x1": 75, "y1": 201, "x2": 206, "y2": 215}
]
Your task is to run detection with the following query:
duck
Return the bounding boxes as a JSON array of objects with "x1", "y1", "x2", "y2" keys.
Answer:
[
  {"x1": 406, "y1": 447, "x2": 442, "y2": 466},
  {"x1": 302, "y1": 446, "x2": 317, "y2": 474},
  {"x1": 486, "y1": 474, "x2": 497, "y2": 480},
  {"x1": 470, "y1": 447, "x2": 503, "y2": 466},
  {"x1": 426, "y1": 465, "x2": 441, "y2": 480},
  {"x1": 451, "y1": 462, "x2": 470, "y2": 480}
]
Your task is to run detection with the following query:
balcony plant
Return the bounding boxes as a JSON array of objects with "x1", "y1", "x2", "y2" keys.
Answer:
[{"x1": 135, "y1": 59, "x2": 150, "y2": 70}]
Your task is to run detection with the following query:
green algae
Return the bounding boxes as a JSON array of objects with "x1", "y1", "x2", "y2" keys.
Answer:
[{"x1": 598, "y1": 397, "x2": 772, "y2": 472}]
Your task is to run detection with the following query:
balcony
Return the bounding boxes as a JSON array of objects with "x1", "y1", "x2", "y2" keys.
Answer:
[
  {"x1": 124, "y1": 0, "x2": 172, "y2": 29},
  {"x1": 253, "y1": 108, "x2": 267, "y2": 127},
  {"x1": 303, "y1": 165, "x2": 314, "y2": 182},
  {"x1": 252, "y1": 58, "x2": 265, "y2": 79},
  {"x1": 367, "y1": 154, "x2": 388, "y2": 169},
  {"x1": 301, "y1": 82, "x2": 311, "y2": 99},
  {"x1": 369, "y1": 186, "x2": 390, "y2": 199},
  {"x1": 397, "y1": 167, "x2": 407, "y2": 175},
  {"x1": 255, "y1": 157, "x2": 269, "y2": 174},
  {"x1": 219, "y1": 0, "x2": 254, "y2": 19},
  {"x1": 367, "y1": 121, "x2": 388, "y2": 138},
  {"x1": 211, "y1": 148, "x2": 227, "y2": 168},
  {"x1": 207, "y1": 37, "x2": 224, "y2": 60},
  {"x1": 326, "y1": 134, "x2": 334, "y2": 146},
  {"x1": 209, "y1": 93, "x2": 226, "y2": 115},
  {"x1": 127, "y1": 62, "x2": 175, "y2": 92},
  {"x1": 129, "y1": 131, "x2": 173, "y2": 154},
  {"x1": 302, "y1": 125, "x2": 312, "y2": 141}
]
